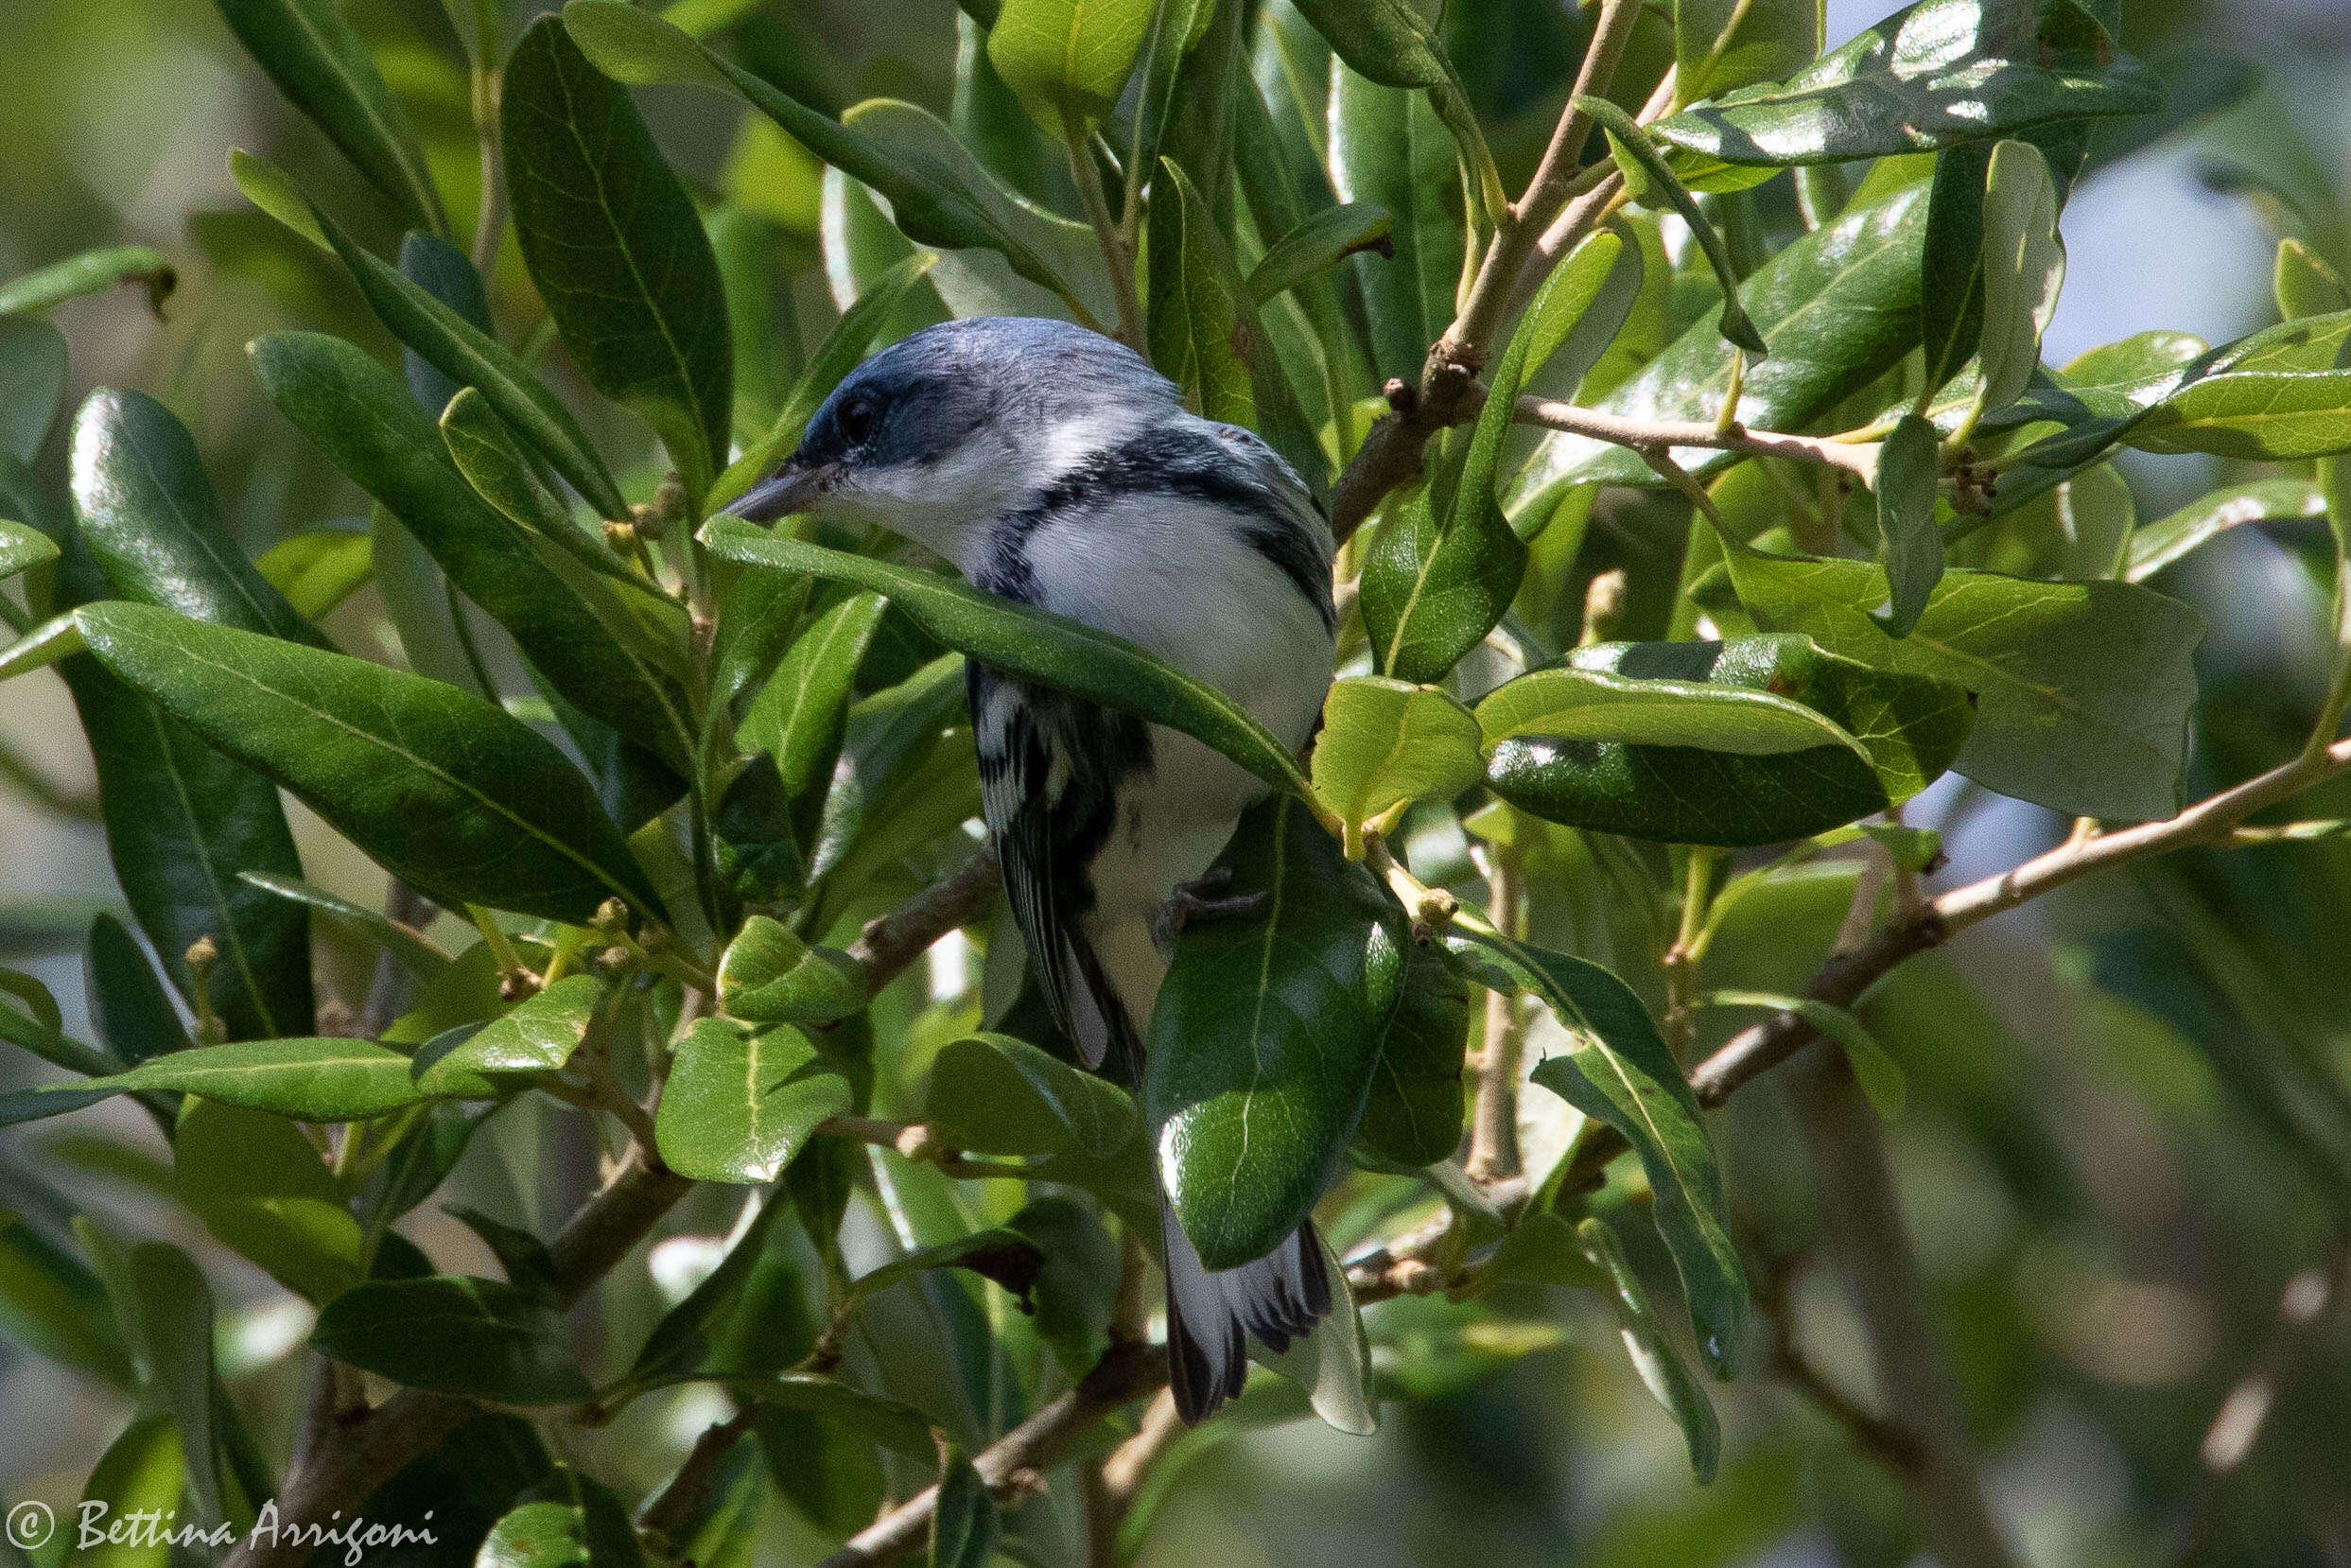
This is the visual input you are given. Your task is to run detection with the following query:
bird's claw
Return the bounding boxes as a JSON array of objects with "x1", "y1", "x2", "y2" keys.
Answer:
[{"x1": 1152, "y1": 868, "x2": 1264, "y2": 950}]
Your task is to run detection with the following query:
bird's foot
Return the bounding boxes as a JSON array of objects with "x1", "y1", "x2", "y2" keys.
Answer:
[{"x1": 1153, "y1": 868, "x2": 1264, "y2": 950}]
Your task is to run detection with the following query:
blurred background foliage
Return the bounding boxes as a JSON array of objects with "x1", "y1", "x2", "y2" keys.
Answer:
[{"x1": 3, "y1": 0, "x2": 2351, "y2": 1564}]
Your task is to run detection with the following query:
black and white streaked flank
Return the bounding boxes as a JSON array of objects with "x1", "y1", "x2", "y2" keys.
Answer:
[{"x1": 730, "y1": 316, "x2": 1338, "y2": 1421}]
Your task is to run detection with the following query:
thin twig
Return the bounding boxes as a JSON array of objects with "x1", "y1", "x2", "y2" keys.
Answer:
[
  {"x1": 813, "y1": 1344, "x2": 1171, "y2": 1568},
  {"x1": 1515, "y1": 396, "x2": 1883, "y2": 479},
  {"x1": 1067, "y1": 116, "x2": 1144, "y2": 351},
  {"x1": 636, "y1": 1404, "x2": 759, "y2": 1552},
  {"x1": 845, "y1": 850, "x2": 1001, "y2": 992},
  {"x1": 1466, "y1": 845, "x2": 1526, "y2": 1183}
]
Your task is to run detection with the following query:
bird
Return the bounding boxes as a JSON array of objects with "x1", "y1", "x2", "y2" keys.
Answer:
[{"x1": 730, "y1": 315, "x2": 1339, "y2": 1422}]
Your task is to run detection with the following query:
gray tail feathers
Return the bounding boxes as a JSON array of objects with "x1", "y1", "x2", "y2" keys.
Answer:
[{"x1": 1160, "y1": 1197, "x2": 1332, "y2": 1424}]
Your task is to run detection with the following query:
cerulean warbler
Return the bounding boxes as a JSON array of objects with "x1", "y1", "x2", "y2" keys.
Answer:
[{"x1": 732, "y1": 317, "x2": 1339, "y2": 1422}]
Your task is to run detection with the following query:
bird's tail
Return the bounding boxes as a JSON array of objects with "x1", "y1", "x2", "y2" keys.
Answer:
[{"x1": 1159, "y1": 1196, "x2": 1332, "y2": 1423}]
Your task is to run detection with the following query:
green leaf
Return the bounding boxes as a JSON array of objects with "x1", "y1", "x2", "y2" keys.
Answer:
[
  {"x1": 1674, "y1": 0, "x2": 1819, "y2": 107},
  {"x1": 214, "y1": 0, "x2": 448, "y2": 235},
  {"x1": 313, "y1": 1275, "x2": 592, "y2": 1404},
  {"x1": 924, "y1": 1032, "x2": 1141, "y2": 1158},
  {"x1": 1356, "y1": 943, "x2": 1470, "y2": 1168},
  {"x1": 414, "y1": 974, "x2": 603, "y2": 1091},
  {"x1": 254, "y1": 529, "x2": 373, "y2": 621},
  {"x1": 85, "y1": 914, "x2": 194, "y2": 1065},
  {"x1": 2125, "y1": 369, "x2": 2351, "y2": 461},
  {"x1": 1873, "y1": 412, "x2": 1943, "y2": 636},
  {"x1": 1149, "y1": 795, "x2": 1407, "y2": 1270},
  {"x1": 438, "y1": 388, "x2": 665, "y2": 605},
  {"x1": 312, "y1": 208, "x2": 629, "y2": 522},
  {"x1": 0, "y1": 1212, "x2": 134, "y2": 1390},
  {"x1": 657, "y1": 1018, "x2": 853, "y2": 1183},
  {"x1": 0, "y1": 614, "x2": 80, "y2": 685},
  {"x1": 930, "y1": 1454, "x2": 1001, "y2": 1568},
  {"x1": 479, "y1": 1470, "x2": 645, "y2": 1568},
  {"x1": 252, "y1": 331, "x2": 697, "y2": 775},
  {"x1": 702, "y1": 524, "x2": 1315, "y2": 802},
  {"x1": 1284, "y1": 0, "x2": 1503, "y2": 220},
  {"x1": 1576, "y1": 1216, "x2": 1720, "y2": 1482},
  {"x1": 1311, "y1": 677, "x2": 1483, "y2": 850},
  {"x1": 1247, "y1": 203, "x2": 1391, "y2": 305},
  {"x1": 1648, "y1": 0, "x2": 2165, "y2": 175},
  {"x1": 1975, "y1": 139, "x2": 2065, "y2": 418},
  {"x1": 66, "y1": 1417, "x2": 183, "y2": 1568},
  {"x1": 2125, "y1": 478, "x2": 2324, "y2": 583},
  {"x1": 2275, "y1": 237, "x2": 2350, "y2": 322},
  {"x1": 1919, "y1": 141, "x2": 1992, "y2": 398},
  {"x1": 503, "y1": 15, "x2": 733, "y2": 504},
  {"x1": 69, "y1": 388, "x2": 328, "y2": 648},
  {"x1": 1726, "y1": 556, "x2": 2203, "y2": 820},
  {"x1": 1363, "y1": 229, "x2": 1628, "y2": 681},
  {"x1": 45, "y1": 1037, "x2": 444, "y2": 1122},
  {"x1": 228, "y1": 147, "x2": 329, "y2": 252},
  {"x1": 0, "y1": 316, "x2": 68, "y2": 462},
  {"x1": 73, "y1": 602, "x2": 660, "y2": 923},
  {"x1": 235, "y1": 872, "x2": 447, "y2": 982},
  {"x1": 986, "y1": 0, "x2": 1155, "y2": 128},
  {"x1": 1476, "y1": 659, "x2": 1875, "y2": 760},
  {"x1": 1453, "y1": 929, "x2": 1748, "y2": 1374},
  {"x1": 0, "y1": 519, "x2": 58, "y2": 583},
  {"x1": 173, "y1": 1098, "x2": 364, "y2": 1303},
  {"x1": 1577, "y1": 96, "x2": 1768, "y2": 357},
  {"x1": 738, "y1": 590, "x2": 888, "y2": 842},
  {"x1": 1519, "y1": 180, "x2": 1930, "y2": 493},
  {"x1": 566, "y1": 3, "x2": 1100, "y2": 342},
  {"x1": 1327, "y1": 65, "x2": 1465, "y2": 384},
  {"x1": 1703, "y1": 989, "x2": 1905, "y2": 1117},
  {"x1": 1147, "y1": 157, "x2": 1258, "y2": 428},
  {"x1": 0, "y1": 245, "x2": 176, "y2": 318},
  {"x1": 717, "y1": 917, "x2": 866, "y2": 1025},
  {"x1": 114, "y1": 1242, "x2": 235, "y2": 1526}
]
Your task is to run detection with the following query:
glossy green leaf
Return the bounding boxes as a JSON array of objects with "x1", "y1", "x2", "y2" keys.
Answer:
[
  {"x1": 0, "y1": 517, "x2": 57, "y2": 583},
  {"x1": 67, "y1": 1417, "x2": 183, "y2": 1568},
  {"x1": 1674, "y1": 0, "x2": 1819, "y2": 107},
  {"x1": 0, "y1": 1212, "x2": 134, "y2": 1389},
  {"x1": 657, "y1": 1018, "x2": 853, "y2": 1183},
  {"x1": 1874, "y1": 412, "x2": 1943, "y2": 636},
  {"x1": 313, "y1": 210, "x2": 629, "y2": 522},
  {"x1": 253, "y1": 331, "x2": 697, "y2": 772},
  {"x1": 1975, "y1": 139, "x2": 2064, "y2": 417},
  {"x1": 214, "y1": 0, "x2": 448, "y2": 234},
  {"x1": 1327, "y1": 65, "x2": 1464, "y2": 384},
  {"x1": 70, "y1": 387, "x2": 328, "y2": 648},
  {"x1": 2125, "y1": 369, "x2": 2351, "y2": 461},
  {"x1": 2275, "y1": 237, "x2": 2350, "y2": 322},
  {"x1": 1519, "y1": 180, "x2": 1930, "y2": 492},
  {"x1": 0, "y1": 316, "x2": 68, "y2": 462},
  {"x1": 1150, "y1": 795, "x2": 1407, "y2": 1270},
  {"x1": 1147, "y1": 156, "x2": 1256, "y2": 427},
  {"x1": 2125, "y1": 479, "x2": 2324, "y2": 583},
  {"x1": 73, "y1": 602, "x2": 660, "y2": 923},
  {"x1": 84, "y1": 914, "x2": 194, "y2": 1065},
  {"x1": 1919, "y1": 140, "x2": 1992, "y2": 397},
  {"x1": 26, "y1": 1037, "x2": 442, "y2": 1122},
  {"x1": 479, "y1": 1469, "x2": 644, "y2": 1568},
  {"x1": 1484, "y1": 635, "x2": 1973, "y2": 847},
  {"x1": 0, "y1": 612, "x2": 82, "y2": 680},
  {"x1": 1477, "y1": 662, "x2": 1872, "y2": 759},
  {"x1": 986, "y1": 0, "x2": 1154, "y2": 127},
  {"x1": 438, "y1": 389, "x2": 666, "y2": 611},
  {"x1": 561, "y1": 4, "x2": 1091, "y2": 335},
  {"x1": 924, "y1": 1032, "x2": 1141, "y2": 1158},
  {"x1": 1285, "y1": 0, "x2": 1501, "y2": 220},
  {"x1": 235, "y1": 872, "x2": 448, "y2": 978},
  {"x1": 504, "y1": 15, "x2": 732, "y2": 503},
  {"x1": 1311, "y1": 677, "x2": 1482, "y2": 848},
  {"x1": 1648, "y1": 0, "x2": 2165, "y2": 174},
  {"x1": 1356, "y1": 942, "x2": 1470, "y2": 1167},
  {"x1": 313, "y1": 1275, "x2": 591, "y2": 1403},
  {"x1": 1364, "y1": 230, "x2": 1626, "y2": 682},
  {"x1": 717, "y1": 916, "x2": 866, "y2": 1025},
  {"x1": 1726, "y1": 556, "x2": 2203, "y2": 820},
  {"x1": 1576, "y1": 1215, "x2": 1720, "y2": 1482},
  {"x1": 1247, "y1": 203, "x2": 1391, "y2": 305},
  {"x1": 739, "y1": 589, "x2": 887, "y2": 844},
  {"x1": 228, "y1": 147, "x2": 328, "y2": 251},
  {"x1": 0, "y1": 245, "x2": 175, "y2": 318},
  {"x1": 173, "y1": 1098, "x2": 364, "y2": 1304},
  {"x1": 414, "y1": 974, "x2": 602, "y2": 1092},
  {"x1": 113, "y1": 1242, "x2": 233, "y2": 1526},
  {"x1": 254, "y1": 529, "x2": 372, "y2": 621},
  {"x1": 1578, "y1": 96, "x2": 1768, "y2": 357},
  {"x1": 703, "y1": 523, "x2": 1315, "y2": 802},
  {"x1": 1452, "y1": 928, "x2": 1747, "y2": 1375}
]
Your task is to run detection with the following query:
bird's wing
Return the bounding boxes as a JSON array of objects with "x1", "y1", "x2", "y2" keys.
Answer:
[{"x1": 968, "y1": 662, "x2": 1149, "y2": 1071}]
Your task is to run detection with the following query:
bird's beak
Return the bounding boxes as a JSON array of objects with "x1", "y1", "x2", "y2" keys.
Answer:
[{"x1": 727, "y1": 460, "x2": 844, "y2": 522}]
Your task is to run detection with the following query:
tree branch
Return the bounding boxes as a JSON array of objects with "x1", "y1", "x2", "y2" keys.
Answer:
[
  {"x1": 1514, "y1": 396, "x2": 1884, "y2": 479},
  {"x1": 845, "y1": 849, "x2": 1001, "y2": 993},
  {"x1": 1465, "y1": 845, "x2": 1526, "y2": 1183},
  {"x1": 813, "y1": 1344, "x2": 1171, "y2": 1568}
]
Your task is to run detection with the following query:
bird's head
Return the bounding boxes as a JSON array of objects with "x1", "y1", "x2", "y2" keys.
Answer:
[{"x1": 727, "y1": 316, "x2": 1184, "y2": 573}]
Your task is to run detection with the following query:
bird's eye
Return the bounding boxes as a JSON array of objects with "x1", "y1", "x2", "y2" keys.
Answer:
[{"x1": 838, "y1": 395, "x2": 878, "y2": 446}]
